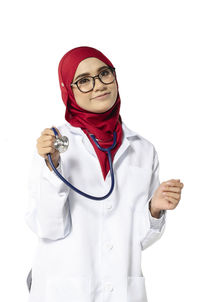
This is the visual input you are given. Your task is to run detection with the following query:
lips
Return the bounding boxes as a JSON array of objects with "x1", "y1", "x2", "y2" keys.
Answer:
[{"x1": 93, "y1": 92, "x2": 110, "y2": 99}]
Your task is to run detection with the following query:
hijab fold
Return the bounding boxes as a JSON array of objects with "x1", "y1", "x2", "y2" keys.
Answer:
[{"x1": 58, "y1": 46, "x2": 123, "y2": 180}]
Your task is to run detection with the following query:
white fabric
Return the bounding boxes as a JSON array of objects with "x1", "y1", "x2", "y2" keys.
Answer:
[{"x1": 25, "y1": 120, "x2": 167, "y2": 302}]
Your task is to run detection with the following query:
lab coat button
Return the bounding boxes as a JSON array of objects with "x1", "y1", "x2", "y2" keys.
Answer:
[
  {"x1": 104, "y1": 282, "x2": 114, "y2": 292},
  {"x1": 105, "y1": 242, "x2": 113, "y2": 250},
  {"x1": 106, "y1": 204, "x2": 113, "y2": 210},
  {"x1": 109, "y1": 243, "x2": 113, "y2": 250}
]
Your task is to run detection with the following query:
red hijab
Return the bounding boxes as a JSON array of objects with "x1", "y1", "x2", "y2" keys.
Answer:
[{"x1": 58, "y1": 46, "x2": 123, "y2": 180}]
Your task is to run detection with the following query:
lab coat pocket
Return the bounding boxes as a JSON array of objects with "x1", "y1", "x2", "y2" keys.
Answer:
[
  {"x1": 127, "y1": 276, "x2": 148, "y2": 302},
  {"x1": 45, "y1": 275, "x2": 91, "y2": 302}
]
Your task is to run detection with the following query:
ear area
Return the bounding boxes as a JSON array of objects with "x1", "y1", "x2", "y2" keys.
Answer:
[
  {"x1": 58, "y1": 60, "x2": 69, "y2": 106},
  {"x1": 59, "y1": 81, "x2": 69, "y2": 107}
]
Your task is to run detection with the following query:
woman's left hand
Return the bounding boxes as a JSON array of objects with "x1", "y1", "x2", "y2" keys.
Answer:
[{"x1": 150, "y1": 179, "x2": 184, "y2": 217}]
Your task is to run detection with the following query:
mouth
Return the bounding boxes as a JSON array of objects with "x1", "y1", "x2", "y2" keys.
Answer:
[{"x1": 92, "y1": 92, "x2": 111, "y2": 100}]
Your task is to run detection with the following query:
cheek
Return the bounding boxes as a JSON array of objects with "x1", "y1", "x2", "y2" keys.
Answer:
[
  {"x1": 73, "y1": 91, "x2": 91, "y2": 107},
  {"x1": 73, "y1": 89, "x2": 80, "y2": 100},
  {"x1": 111, "y1": 83, "x2": 118, "y2": 99}
]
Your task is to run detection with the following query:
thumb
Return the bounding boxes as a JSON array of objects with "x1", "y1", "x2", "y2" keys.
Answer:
[{"x1": 51, "y1": 125, "x2": 62, "y2": 137}]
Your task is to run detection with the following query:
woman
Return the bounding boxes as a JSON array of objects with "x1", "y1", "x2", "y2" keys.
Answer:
[{"x1": 25, "y1": 46, "x2": 184, "y2": 302}]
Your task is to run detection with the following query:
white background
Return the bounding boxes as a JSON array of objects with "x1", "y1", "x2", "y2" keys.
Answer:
[{"x1": 0, "y1": 0, "x2": 199, "y2": 301}]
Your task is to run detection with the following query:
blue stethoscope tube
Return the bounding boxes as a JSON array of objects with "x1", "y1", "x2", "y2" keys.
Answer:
[{"x1": 47, "y1": 127, "x2": 117, "y2": 200}]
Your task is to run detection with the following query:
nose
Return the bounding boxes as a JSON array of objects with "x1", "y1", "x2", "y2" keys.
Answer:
[{"x1": 93, "y1": 76, "x2": 105, "y2": 91}]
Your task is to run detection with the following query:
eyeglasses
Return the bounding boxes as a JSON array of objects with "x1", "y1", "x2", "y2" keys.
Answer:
[{"x1": 70, "y1": 66, "x2": 116, "y2": 93}]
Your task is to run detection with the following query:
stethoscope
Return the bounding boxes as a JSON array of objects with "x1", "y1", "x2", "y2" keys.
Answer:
[{"x1": 47, "y1": 127, "x2": 117, "y2": 200}]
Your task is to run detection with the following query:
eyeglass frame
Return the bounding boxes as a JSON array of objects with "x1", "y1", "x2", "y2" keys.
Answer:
[{"x1": 70, "y1": 66, "x2": 116, "y2": 93}]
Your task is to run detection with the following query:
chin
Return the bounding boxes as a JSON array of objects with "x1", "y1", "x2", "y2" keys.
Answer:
[
  {"x1": 95, "y1": 107, "x2": 111, "y2": 114},
  {"x1": 95, "y1": 102, "x2": 115, "y2": 113}
]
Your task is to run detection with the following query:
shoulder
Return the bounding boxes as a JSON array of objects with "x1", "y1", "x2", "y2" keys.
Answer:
[
  {"x1": 122, "y1": 121, "x2": 157, "y2": 154},
  {"x1": 55, "y1": 123, "x2": 70, "y2": 135},
  {"x1": 55, "y1": 121, "x2": 80, "y2": 137}
]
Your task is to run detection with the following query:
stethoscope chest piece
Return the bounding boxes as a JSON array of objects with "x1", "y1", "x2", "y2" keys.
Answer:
[{"x1": 54, "y1": 135, "x2": 69, "y2": 153}]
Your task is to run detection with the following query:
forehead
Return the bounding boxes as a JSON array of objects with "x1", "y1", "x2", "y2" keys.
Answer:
[{"x1": 74, "y1": 57, "x2": 108, "y2": 76}]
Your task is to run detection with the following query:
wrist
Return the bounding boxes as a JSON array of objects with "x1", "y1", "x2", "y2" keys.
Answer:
[
  {"x1": 45, "y1": 158, "x2": 59, "y2": 171},
  {"x1": 149, "y1": 200, "x2": 161, "y2": 218}
]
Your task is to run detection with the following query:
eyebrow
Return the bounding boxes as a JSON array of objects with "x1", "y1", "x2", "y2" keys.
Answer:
[{"x1": 74, "y1": 65, "x2": 109, "y2": 82}]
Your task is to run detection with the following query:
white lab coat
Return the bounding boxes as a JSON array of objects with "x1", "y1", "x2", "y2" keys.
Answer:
[{"x1": 25, "y1": 120, "x2": 167, "y2": 302}]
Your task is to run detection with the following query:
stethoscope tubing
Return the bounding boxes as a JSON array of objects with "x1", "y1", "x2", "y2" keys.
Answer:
[{"x1": 47, "y1": 127, "x2": 117, "y2": 200}]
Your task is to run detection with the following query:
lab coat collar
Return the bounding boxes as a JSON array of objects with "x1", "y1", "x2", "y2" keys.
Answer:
[
  {"x1": 63, "y1": 120, "x2": 139, "y2": 169},
  {"x1": 64, "y1": 119, "x2": 139, "y2": 139}
]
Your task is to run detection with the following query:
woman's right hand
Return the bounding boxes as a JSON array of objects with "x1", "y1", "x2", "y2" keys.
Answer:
[{"x1": 36, "y1": 126, "x2": 62, "y2": 170}]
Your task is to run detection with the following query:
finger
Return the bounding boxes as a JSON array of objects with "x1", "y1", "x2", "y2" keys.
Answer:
[
  {"x1": 162, "y1": 185, "x2": 182, "y2": 193},
  {"x1": 41, "y1": 135, "x2": 56, "y2": 143},
  {"x1": 165, "y1": 179, "x2": 181, "y2": 185},
  {"x1": 49, "y1": 126, "x2": 62, "y2": 138},
  {"x1": 40, "y1": 146, "x2": 55, "y2": 155},
  {"x1": 164, "y1": 182, "x2": 183, "y2": 188},
  {"x1": 51, "y1": 126, "x2": 62, "y2": 137},
  {"x1": 37, "y1": 136, "x2": 55, "y2": 145},
  {"x1": 39, "y1": 140, "x2": 55, "y2": 148},
  {"x1": 163, "y1": 196, "x2": 179, "y2": 206},
  {"x1": 165, "y1": 179, "x2": 180, "y2": 182},
  {"x1": 163, "y1": 191, "x2": 180, "y2": 200},
  {"x1": 41, "y1": 128, "x2": 56, "y2": 137},
  {"x1": 169, "y1": 181, "x2": 184, "y2": 188}
]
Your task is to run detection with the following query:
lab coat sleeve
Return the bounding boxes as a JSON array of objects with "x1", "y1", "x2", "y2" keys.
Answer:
[
  {"x1": 140, "y1": 149, "x2": 167, "y2": 251},
  {"x1": 24, "y1": 149, "x2": 72, "y2": 240}
]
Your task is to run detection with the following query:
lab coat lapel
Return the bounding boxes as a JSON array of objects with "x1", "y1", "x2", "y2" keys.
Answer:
[
  {"x1": 64, "y1": 120, "x2": 138, "y2": 167},
  {"x1": 81, "y1": 122, "x2": 138, "y2": 168}
]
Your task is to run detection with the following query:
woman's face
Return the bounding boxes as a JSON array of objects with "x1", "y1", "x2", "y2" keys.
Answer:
[{"x1": 71, "y1": 57, "x2": 118, "y2": 113}]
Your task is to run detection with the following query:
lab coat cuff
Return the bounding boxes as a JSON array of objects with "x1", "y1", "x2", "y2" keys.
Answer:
[{"x1": 147, "y1": 198, "x2": 167, "y2": 232}]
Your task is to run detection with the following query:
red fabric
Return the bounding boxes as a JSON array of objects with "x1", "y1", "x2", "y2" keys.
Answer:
[{"x1": 58, "y1": 46, "x2": 123, "y2": 180}]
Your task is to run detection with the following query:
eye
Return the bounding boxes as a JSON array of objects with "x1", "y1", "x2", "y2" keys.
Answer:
[
  {"x1": 78, "y1": 77, "x2": 90, "y2": 85},
  {"x1": 100, "y1": 69, "x2": 110, "y2": 76}
]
